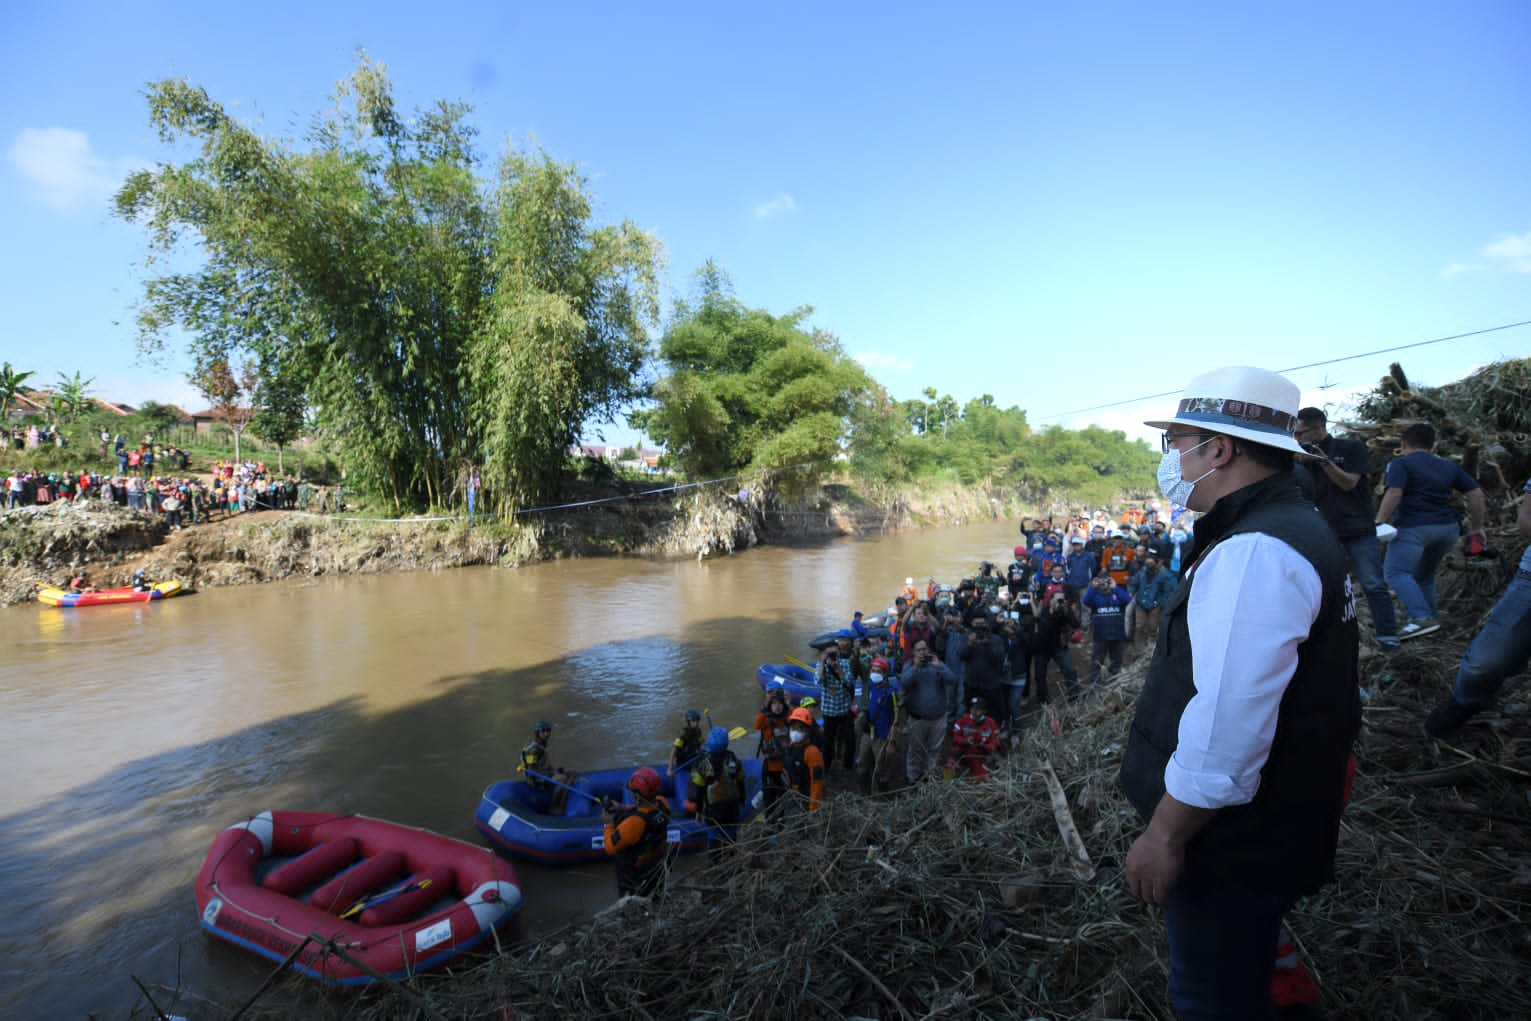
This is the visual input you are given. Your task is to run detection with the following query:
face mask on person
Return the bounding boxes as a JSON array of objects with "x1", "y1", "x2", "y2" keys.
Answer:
[
  {"x1": 1157, "y1": 437, "x2": 1218, "y2": 506},
  {"x1": 1172, "y1": 529, "x2": 1187, "y2": 541},
  {"x1": 869, "y1": 672, "x2": 885, "y2": 684},
  {"x1": 789, "y1": 728, "x2": 807, "y2": 743}
]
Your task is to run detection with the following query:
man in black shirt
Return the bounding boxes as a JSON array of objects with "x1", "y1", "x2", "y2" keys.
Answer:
[{"x1": 1294, "y1": 407, "x2": 1398, "y2": 649}]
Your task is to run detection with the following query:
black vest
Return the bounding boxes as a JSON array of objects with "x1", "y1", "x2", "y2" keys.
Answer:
[{"x1": 1120, "y1": 473, "x2": 1361, "y2": 895}]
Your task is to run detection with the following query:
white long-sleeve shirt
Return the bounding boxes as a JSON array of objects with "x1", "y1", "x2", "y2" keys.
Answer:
[{"x1": 1166, "y1": 532, "x2": 1322, "y2": 810}]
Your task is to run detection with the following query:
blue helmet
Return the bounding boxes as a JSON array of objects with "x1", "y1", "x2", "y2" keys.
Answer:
[
  {"x1": 836, "y1": 628, "x2": 855, "y2": 639},
  {"x1": 705, "y1": 726, "x2": 730, "y2": 753}
]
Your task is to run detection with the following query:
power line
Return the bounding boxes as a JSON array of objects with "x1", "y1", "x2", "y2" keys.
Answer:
[{"x1": 1040, "y1": 318, "x2": 1531, "y2": 421}]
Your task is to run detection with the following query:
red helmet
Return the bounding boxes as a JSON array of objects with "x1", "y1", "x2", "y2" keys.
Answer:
[
  {"x1": 870, "y1": 657, "x2": 891, "y2": 674},
  {"x1": 627, "y1": 766, "x2": 662, "y2": 799},
  {"x1": 1014, "y1": 545, "x2": 1025, "y2": 557},
  {"x1": 789, "y1": 707, "x2": 816, "y2": 726}
]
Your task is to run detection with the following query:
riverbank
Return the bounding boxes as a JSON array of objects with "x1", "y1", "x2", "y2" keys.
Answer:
[
  {"x1": 154, "y1": 615, "x2": 1531, "y2": 1021},
  {"x1": 0, "y1": 479, "x2": 1040, "y2": 605}
]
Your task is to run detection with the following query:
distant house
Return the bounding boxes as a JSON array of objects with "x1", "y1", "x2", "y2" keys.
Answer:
[
  {"x1": 568, "y1": 443, "x2": 668, "y2": 473},
  {"x1": 4, "y1": 391, "x2": 191, "y2": 423},
  {"x1": 188, "y1": 407, "x2": 252, "y2": 435},
  {"x1": 7, "y1": 390, "x2": 49, "y2": 419}
]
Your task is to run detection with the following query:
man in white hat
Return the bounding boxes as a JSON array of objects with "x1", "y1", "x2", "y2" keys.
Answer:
[{"x1": 1119, "y1": 366, "x2": 1361, "y2": 1020}]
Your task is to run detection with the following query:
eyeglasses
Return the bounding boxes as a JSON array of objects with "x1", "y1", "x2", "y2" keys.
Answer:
[{"x1": 1161, "y1": 430, "x2": 1212, "y2": 453}]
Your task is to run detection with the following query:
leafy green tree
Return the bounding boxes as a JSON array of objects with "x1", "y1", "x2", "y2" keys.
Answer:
[
  {"x1": 133, "y1": 401, "x2": 185, "y2": 436},
  {"x1": 115, "y1": 56, "x2": 658, "y2": 512},
  {"x1": 0, "y1": 362, "x2": 35, "y2": 422},
  {"x1": 635, "y1": 265, "x2": 874, "y2": 478},
  {"x1": 250, "y1": 354, "x2": 308, "y2": 473}
]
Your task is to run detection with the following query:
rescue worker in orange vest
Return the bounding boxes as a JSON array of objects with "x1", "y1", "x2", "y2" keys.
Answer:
[
  {"x1": 950, "y1": 696, "x2": 1003, "y2": 780},
  {"x1": 602, "y1": 766, "x2": 672, "y2": 898},
  {"x1": 1100, "y1": 532, "x2": 1136, "y2": 587},
  {"x1": 783, "y1": 706, "x2": 825, "y2": 811},
  {"x1": 754, "y1": 687, "x2": 792, "y2": 815}
]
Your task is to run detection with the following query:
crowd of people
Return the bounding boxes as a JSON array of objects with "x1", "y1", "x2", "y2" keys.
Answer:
[
  {"x1": 517, "y1": 364, "x2": 1529, "y2": 1021},
  {"x1": 4, "y1": 454, "x2": 342, "y2": 534}
]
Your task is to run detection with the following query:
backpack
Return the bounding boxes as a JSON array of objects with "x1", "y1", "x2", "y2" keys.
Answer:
[{"x1": 696, "y1": 752, "x2": 743, "y2": 806}]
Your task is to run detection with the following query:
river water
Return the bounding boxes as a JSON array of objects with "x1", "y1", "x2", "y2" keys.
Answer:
[{"x1": 0, "y1": 519, "x2": 1024, "y2": 1018}]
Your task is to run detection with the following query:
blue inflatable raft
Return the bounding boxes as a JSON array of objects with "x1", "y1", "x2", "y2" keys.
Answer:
[
  {"x1": 755, "y1": 662, "x2": 822, "y2": 701},
  {"x1": 474, "y1": 760, "x2": 764, "y2": 866}
]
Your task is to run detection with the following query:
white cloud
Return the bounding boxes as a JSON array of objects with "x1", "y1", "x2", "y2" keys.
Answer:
[
  {"x1": 1443, "y1": 229, "x2": 1531, "y2": 277},
  {"x1": 753, "y1": 193, "x2": 797, "y2": 219},
  {"x1": 854, "y1": 350, "x2": 914, "y2": 372},
  {"x1": 1482, "y1": 231, "x2": 1531, "y2": 273},
  {"x1": 7, "y1": 127, "x2": 143, "y2": 213}
]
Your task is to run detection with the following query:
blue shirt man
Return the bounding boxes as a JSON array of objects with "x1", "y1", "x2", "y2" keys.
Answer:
[{"x1": 1375, "y1": 423, "x2": 1486, "y2": 637}]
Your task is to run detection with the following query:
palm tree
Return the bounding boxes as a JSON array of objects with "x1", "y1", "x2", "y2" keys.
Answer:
[
  {"x1": 0, "y1": 362, "x2": 35, "y2": 422},
  {"x1": 54, "y1": 371, "x2": 95, "y2": 423}
]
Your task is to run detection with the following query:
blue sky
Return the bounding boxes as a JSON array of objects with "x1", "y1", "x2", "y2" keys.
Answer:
[{"x1": 3, "y1": 2, "x2": 1528, "y2": 445}]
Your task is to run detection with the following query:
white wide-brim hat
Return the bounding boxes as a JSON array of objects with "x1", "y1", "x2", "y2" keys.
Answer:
[{"x1": 1144, "y1": 365, "x2": 1304, "y2": 455}]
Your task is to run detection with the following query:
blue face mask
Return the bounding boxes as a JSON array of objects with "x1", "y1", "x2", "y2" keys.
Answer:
[{"x1": 1156, "y1": 437, "x2": 1218, "y2": 507}]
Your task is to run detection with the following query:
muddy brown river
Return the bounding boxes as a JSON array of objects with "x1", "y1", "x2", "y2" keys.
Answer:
[{"x1": 0, "y1": 519, "x2": 1026, "y2": 1018}]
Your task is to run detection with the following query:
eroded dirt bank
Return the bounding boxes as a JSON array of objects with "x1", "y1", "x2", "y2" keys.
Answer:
[{"x1": 0, "y1": 481, "x2": 1033, "y2": 605}]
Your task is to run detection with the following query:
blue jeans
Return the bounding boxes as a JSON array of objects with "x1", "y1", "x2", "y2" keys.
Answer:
[
  {"x1": 1004, "y1": 680, "x2": 1027, "y2": 731},
  {"x1": 1164, "y1": 860, "x2": 1295, "y2": 1021},
  {"x1": 1342, "y1": 533, "x2": 1397, "y2": 642},
  {"x1": 1384, "y1": 522, "x2": 1458, "y2": 622},
  {"x1": 1453, "y1": 570, "x2": 1531, "y2": 710}
]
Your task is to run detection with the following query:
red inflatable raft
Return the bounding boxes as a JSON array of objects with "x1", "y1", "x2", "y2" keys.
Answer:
[{"x1": 196, "y1": 810, "x2": 522, "y2": 987}]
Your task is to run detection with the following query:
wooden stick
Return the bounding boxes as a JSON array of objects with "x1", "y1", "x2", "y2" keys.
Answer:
[
  {"x1": 129, "y1": 975, "x2": 171, "y2": 1021},
  {"x1": 227, "y1": 934, "x2": 315, "y2": 1021},
  {"x1": 316, "y1": 936, "x2": 450, "y2": 1020},
  {"x1": 1039, "y1": 756, "x2": 1094, "y2": 879},
  {"x1": 834, "y1": 945, "x2": 912, "y2": 1021}
]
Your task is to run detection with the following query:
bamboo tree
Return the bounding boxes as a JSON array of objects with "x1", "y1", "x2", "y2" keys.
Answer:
[{"x1": 116, "y1": 56, "x2": 658, "y2": 513}]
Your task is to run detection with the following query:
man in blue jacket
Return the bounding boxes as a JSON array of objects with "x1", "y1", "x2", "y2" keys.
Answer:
[
  {"x1": 1128, "y1": 555, "x2": 1176, "y2": 647},
  {"x1": 1065, "y1": 537, "x2": 1097, "y2": 594},
  {"x1": 1082, "y1": 575, "x2": 1132, "y2": 684}
]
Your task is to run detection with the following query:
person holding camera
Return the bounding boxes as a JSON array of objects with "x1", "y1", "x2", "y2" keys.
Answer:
[
  {"x1": 900, "y1": 639, "x2": 956, "y2": 782},
  {"x1": 1293, "y1": 407, "x2": 1398, "y2": 649},
  {"x1": 1030, "y1": 589, "x2": 1080, "y2": 704},
  {"x1": 960, "y1": 613, "x2": 1008, "y2": 726},
  {"x1": 816, "y1": 632, "x2": 859, "y2": 775},
  {"x1": 1083, "y1": 574, "x2": 1131, "y2": 684}
]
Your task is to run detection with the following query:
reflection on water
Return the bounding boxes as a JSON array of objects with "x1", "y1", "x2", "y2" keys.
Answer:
[{"x1": 0, "y1": 518, "x2": 1025, "y2": 1017}]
